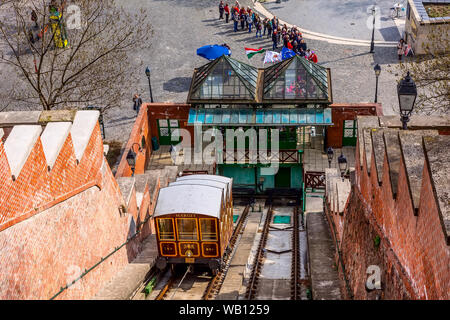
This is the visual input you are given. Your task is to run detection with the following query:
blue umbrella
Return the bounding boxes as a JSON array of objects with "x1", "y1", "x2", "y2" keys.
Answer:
[{"x1": 197, "y1": 45, "x2": 231, "y2": 61}]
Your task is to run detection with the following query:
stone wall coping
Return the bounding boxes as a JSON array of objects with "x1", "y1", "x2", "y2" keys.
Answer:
[
  {"x1": 70, "y1": 110, "x2": 100, "y2": 162},
  {"x1": 4, "y1": 125, "x2": 42, "y2": 180},
  {"x1": 0, "y1": 111, "x2": 42, "y2": 126},
  {"x1": 116, "y1": 177, "x2": 136, "y2": 207},
  {"x1": 40, "y1": 122, "x2": 72, "y2": 170},
  {"x1": 423, "y1": 135, "x2": 450, "y2": 244}
]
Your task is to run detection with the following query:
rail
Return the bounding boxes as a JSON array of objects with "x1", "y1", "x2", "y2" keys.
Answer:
[
  {"x1": 291, "y1": 207, "x2": 301, "y2": 300},
  {"x1": 245, "y1": 205, "x2": 273, "y2": 299},
  {"x1": 203, "y1": 205, "x2": 251, "y2": 300}
]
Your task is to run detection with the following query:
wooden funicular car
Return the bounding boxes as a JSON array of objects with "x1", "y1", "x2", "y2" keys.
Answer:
[{"x1": 154, "y1": 175, "x2": 233, "y2": 273}]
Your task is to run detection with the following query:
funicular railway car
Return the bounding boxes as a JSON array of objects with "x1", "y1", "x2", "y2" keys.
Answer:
[{"x1": 154, "y1": 175, "x2": 233, "y2": 273}]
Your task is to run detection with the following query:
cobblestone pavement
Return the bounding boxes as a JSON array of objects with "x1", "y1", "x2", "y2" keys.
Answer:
[
  {"x1": 1, "y1": 0, "x2": 402, "y2": 144},
  {"x1": 263, "y1": 0, "x2": 406, "y2": 41}
]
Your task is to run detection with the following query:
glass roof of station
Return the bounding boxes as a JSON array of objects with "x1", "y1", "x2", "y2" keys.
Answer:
[
  {"x1": 190, "y1": 56, "x2": 258, "y2": 101},
  {"x1": 263, "y1": 55, "x2": 329, "y2": 100},
  {"x1": 187, "y1": 108, "x2": 333, "y2": 126},
  {"x1": 188, "y1": 55, "x2": 331, "y2": 104}
]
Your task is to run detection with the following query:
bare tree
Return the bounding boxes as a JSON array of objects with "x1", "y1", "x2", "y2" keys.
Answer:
[
  {"x1": 398, "y1": 24, "x2": 449, "y2": 115},
  {"x1": 0, "y1": 0, "x2": 151, "y2": 111}
]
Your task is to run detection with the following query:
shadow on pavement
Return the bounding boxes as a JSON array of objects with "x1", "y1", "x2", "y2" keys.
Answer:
[{"x1": 163, "y1": 77, "x2": 192, "y2": 93}]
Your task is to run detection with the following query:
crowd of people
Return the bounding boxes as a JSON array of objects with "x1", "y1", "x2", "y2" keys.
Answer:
[{"x1": 218, "y1": 1, "x2": 318, "y2": 63}]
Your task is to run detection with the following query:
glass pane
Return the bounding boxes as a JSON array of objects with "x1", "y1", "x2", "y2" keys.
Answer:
[
  {"x1": 200, "y1": 219, "x2": 217, "y2": 241},
  {"x1": 256, "y1": 110, "x2": 264, "y2": 124},
  {"x1": 159, "y1": 119, "x2": 168, "y2": 127},
  {"x1": 188, "y1": 109, "x2": 197, "y2": 124},
  {"x1": 169, "y1": 120, "x2": 178, "y2": 127},
  {"x1": 205, "y1": 110, "x2": 214, "y2": 124},
  {"x1": 158, "y1": 219, "x2": 175, "y2": 240},
  {"x1": 315, "y1": 109, "x2": 324, "y2": 124},
  {"x1": 177, "y1": 218, "x2": 198, "y2": 240},
  {"x1": 289, "y1": 109, "x2": 298, "y2": 124}
]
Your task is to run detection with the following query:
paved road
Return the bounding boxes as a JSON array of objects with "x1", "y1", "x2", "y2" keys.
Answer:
[
  {"x1": 263, "y1": 0, "x2": 406, "y2": 41},
  {"x1": 1, "y1": 0, "x2": 403, "y2": 144}
]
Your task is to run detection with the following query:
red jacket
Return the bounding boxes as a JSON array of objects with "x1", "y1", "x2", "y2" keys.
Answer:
[
  {"x1": 309, "y1": 53, "x2": 318, "y2": 63},
  {"x1": 224, "y1": 5, "x2": 230, "y2": 13},
  {"x1": 287, "y1": 42, "x2": 293, "y2": 50}
]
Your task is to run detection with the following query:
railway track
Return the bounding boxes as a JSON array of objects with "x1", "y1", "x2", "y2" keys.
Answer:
[
  {"x1": 291, "y1": 207, "x2": 301, "y2": 300},
  {"x1": 154, "y1": 205, "x2": 251, "y2": 300},
  {"x1": 245, "y1": 205, "x2": 273, "y2": 300},
  {"x1": 245, "y1": 204, "x2": 305, "y2": 300},
  {"x1": 203, "y1": 205, "x2": 251, "y2": 300}
]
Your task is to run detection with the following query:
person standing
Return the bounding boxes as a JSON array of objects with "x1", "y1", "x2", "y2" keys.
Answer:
[
  {"x1": 397, "y1": 38, "x2": 406, "y2": 61},
  {"x1": 256, "y1": 18, "x2": 262, "y2": 38},
  {"x1": 272, "y1": 30, "x2": 278, "y2": 50},
  {"x1": 267, "y1": 19, "x2": 273, "y2": 38},
  {"x1": 240, "y1": 10, "x2": 245, "y2": 30},
  {"x1": 247, "y1": 13, "x2": 253, "y2": 33},
  {"x1": 133, "y1": 94, "x2": 143, "y2": 115},
  {"x1": 219, "y1": 1, "x2": 224, "y2": 19},
  {"x1": 224, "y1": 3, "x2": 230, "y2": 23},
  {"x1": 233, "y1": 10, "x2": 239, "y2": 32}
]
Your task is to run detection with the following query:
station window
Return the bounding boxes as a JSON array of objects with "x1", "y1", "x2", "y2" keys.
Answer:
[
  {"x1": 157, "y1": 218, "x2": 175, "y2": 240},
  {"x1": 177, "y1": 218, "x2": 198, "y2": 241},
  {"x1": 200, "y1": 219, "x2": 218, "y2": 241}
]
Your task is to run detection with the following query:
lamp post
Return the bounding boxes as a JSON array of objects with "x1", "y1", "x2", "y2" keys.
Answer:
[
  {"x1": 126, "y1": 142, "x2": 143, "y2": 175},
  {"x1": 327, "y1": 147, "x2": 334, "y2": 168},
  {"x1": 370, "y1": 6, "x2": 376, "y2": 53},
  {"x1": 145, "y1": 66, "x2": 154, "y2": 103},
  {"x1": 397, "y1": 71, "x2": 417, "y2": 130},
  {"x1": 338, "y1": 154, "x2": 348, "y2": 181},
  {"x1": 374, "y1": 64, "x2": 381, "y2": 103}
]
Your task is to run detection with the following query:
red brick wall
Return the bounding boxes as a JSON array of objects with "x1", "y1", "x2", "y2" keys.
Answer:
[
  {"x1": 147, "y1": 103, "x2": 192, "y2": 146},
  {"x1": 0, "y1": 125, "x2": 138, "y2": 299},
  {"x1": 327, "y1": 103, "x2": 382, "y2": 148},
  {"x1": 331, "y1": 131, "x2": 450, "y2": 299}
]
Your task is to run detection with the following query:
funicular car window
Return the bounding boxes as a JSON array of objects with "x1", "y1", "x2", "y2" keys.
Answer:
[
  {"x1": 177, "y1": 218, "x2": 198, "y2": 240},
  {"x1": 200, "y1": 219, "x2": 217, "y2": 241},
  {"x1": 157, "y1": 218, "x2": 175, "y2": 240}
]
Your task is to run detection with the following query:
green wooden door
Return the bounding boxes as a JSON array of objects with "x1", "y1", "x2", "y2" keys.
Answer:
[
  {"x1": 342, "y1": 120, "x2": 357, "y2": 146},
  {"x1": 275, "y1": 167, "x2": 291, "y2": 188},
  {"x1": 157, "y1": 119, "x2": 181, "y2": 145}
]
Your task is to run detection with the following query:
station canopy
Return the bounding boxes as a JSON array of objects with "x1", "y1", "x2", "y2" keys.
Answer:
[
  {"x1": 187, "y1": 107, "x2": 333, "y2": 126},
  {"x1": 188, "y1": 55, "x2": 258, "y2": 103},
  {"x1": 187, "y1": 55, "x2": 332, "y2": 105}
]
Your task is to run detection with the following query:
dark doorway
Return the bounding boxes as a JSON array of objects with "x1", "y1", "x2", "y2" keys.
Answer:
[{"x1": 275, "y1": 167, "x2": 291, "y2": 188}]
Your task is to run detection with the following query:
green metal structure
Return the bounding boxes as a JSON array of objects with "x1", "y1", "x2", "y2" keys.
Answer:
[{"x1": 186, "y1": 55, "x2": 334, "y2": 194}]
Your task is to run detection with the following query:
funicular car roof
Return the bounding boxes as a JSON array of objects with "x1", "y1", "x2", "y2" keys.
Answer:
[
  {"x1": 154, "y1": 184, "x2": 224, "y2": 218},
  {"x1": 170, "y1": 178, "x2": 231, "y2": 202},
  {"x1": 177, "y1": 174, "x2": 232, "y2": 191}
]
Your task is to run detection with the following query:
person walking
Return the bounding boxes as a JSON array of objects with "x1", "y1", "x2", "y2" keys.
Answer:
[
  {"x1": 219, "y1": 1, "x2": 224, "y2": 19},
  {"x1": 133, "y1": 94, "x2": 143, "y2": 115},
  {"x1": 224, "y1": 3, "x2": 230, "y2": 23},
  {"x1": 397, "y1": 38, "x2": 406, "y2": 61},
  {"x1": 263, "y1": 18, "x2": 268, "y2": 36}
]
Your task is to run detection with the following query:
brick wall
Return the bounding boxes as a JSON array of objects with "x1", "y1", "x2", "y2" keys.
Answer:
[
  {"x1": 327, "y1": 124, "x2": 450, "y2": 300},
  {"x1": 327, "y1": 103, "x2": 382, "y2": 148}
]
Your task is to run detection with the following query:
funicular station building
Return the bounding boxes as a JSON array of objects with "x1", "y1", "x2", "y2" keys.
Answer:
[{"x1": 185, "y1": 55, "x2": 334, "y2": 195}]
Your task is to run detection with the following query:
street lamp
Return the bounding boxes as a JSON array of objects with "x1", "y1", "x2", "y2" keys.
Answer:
[
  {"x1": 145, "y1": 66, "x2": 154, "y2": 103},
  {"x1": 374, "y1": 64, "x2": 381, "y2": 103},
  {"x1": 327, "y1": 147, "x2": 334, "y2": 168},
  {"x1": 397, "y1": 71, "x2": 417, "y2": 130},
  {"x1": 338, "y1": 154, "x2": 348, "y2": 181},
  {"x1": 126, "y1": 143, "x2": 143, "y2": 175},
  {"x1": 370, "y1": 6, "x2": 376, "y2": 53}
]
